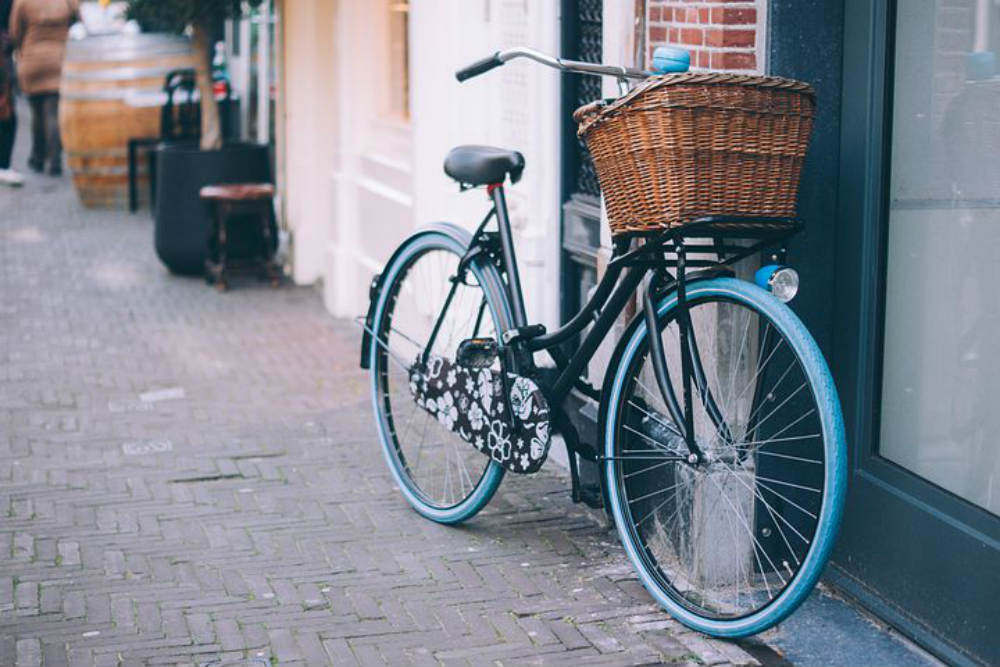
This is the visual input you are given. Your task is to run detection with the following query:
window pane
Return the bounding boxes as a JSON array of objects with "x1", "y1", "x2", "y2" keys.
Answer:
[{"x1": 880, "y1": 0, "x2": 1000, "y2": 516}]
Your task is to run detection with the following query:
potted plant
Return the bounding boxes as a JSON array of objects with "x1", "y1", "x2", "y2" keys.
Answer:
[{"x1": 126, "y1": 0, "x2": 274, "y2": 275}]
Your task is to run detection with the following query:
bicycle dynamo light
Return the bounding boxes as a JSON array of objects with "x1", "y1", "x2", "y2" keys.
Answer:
[{"x1": 755, "y1": 265, "x2": 800, "y2": 302}]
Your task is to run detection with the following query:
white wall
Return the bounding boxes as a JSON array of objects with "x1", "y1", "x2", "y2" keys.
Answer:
[
  {"x1": 280, "y1": 0, "x2": 610, "y2": 334},
  {"x1": 324, "y1": 1, "x2": 415, "y2": 318},
  {"x1": 279, "y1": 0, "x2": 338, "y2": 286},
  {"x1": 409, "y1": 0, "x2": 562, "y2": 331}
]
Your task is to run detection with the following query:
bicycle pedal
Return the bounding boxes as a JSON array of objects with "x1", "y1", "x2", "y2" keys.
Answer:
[{"x1": 456, "y1": 337, "x2": 498, "y2": 368}]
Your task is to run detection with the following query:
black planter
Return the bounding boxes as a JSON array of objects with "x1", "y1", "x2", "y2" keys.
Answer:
[{"x1": 154, "y1": 142, "x2": 275, "y2": 275}]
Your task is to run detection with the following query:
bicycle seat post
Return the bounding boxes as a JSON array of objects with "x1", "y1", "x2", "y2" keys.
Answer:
[{"x1": 488, "y1": 183, "x2": 528, "y2": 329}]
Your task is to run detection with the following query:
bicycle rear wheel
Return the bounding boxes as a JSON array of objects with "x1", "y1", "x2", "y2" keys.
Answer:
[
  {"x1": 369, "y1": 227, "x2": 511, "y2": 524},
  {"x1": 602, "y1": 277, "x2": 846, "y2": 637}
]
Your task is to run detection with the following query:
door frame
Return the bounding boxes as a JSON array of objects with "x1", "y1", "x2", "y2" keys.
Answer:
[{"x1": 830, "y1": 1, "x2": 1000, "y2": 664}]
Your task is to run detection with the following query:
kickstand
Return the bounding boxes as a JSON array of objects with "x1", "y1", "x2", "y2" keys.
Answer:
[
  {"x1": 555, "y1": 412, "x2": 583, "y2": 503},
  {"x1": 558, "y1": 414, "x2": 608, "y2": 520}
]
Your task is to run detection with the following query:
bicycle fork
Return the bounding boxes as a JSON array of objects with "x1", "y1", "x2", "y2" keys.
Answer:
[{"x1": 641, "y1": 244, "x2": 735, "y2": 464}]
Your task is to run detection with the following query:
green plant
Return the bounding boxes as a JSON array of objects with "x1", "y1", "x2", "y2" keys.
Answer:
[{"x1": 125, "y1": 0, "x2": 264, "y2": 150}]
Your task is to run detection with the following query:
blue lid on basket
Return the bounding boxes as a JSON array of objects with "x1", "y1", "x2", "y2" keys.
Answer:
[{"x1": 651, "y1": 46, "x2": 691, "y2": 74}]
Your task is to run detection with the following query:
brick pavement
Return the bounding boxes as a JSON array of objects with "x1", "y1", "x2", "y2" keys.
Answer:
[{"x1": 0, "y1": 142, "x2": 761, "y2": 666}]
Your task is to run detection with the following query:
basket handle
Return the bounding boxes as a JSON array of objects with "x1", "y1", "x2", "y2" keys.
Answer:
[{"x1": 572, "y1": 100, "x2": 605, "y2": 123}]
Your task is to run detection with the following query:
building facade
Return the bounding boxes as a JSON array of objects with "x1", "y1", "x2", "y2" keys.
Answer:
[{"x1": 274, "y1": 1, "x2": 999, "y2": 664}]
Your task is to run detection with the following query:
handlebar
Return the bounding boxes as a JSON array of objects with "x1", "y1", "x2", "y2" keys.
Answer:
[
  {"x1": 455, "y1": 46, "x2": 649, "y2": 84},
  {"x1": 455, "y1": 52, "x2": 505, "y2": 82}
]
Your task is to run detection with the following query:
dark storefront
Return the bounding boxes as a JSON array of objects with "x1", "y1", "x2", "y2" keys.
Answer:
[{"x1": 771, "y1": 1, "x2": 1000, "y2": 663}]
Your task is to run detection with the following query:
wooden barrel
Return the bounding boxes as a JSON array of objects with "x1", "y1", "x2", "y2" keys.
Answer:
[{"x1": 60, "y1": 34, "x2": 198, "y2": 209}]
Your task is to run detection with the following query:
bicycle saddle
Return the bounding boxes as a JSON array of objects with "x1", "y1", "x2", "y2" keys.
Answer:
[{"x1": 444, "y1": 145, "x2": 525, "y2": 186}]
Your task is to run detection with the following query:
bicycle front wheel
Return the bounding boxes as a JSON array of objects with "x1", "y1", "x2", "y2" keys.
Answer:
[
  {"x1": 602, "y1": 277, "x2": 846, "y2": 637},
  {"x1": 369, "y1": 227, "x2": 511, "y2": 524}
]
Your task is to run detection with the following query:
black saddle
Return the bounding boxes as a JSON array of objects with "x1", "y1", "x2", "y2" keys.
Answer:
[{"x1": 444, "y1": 145, "x2": 525, "y2": 186}]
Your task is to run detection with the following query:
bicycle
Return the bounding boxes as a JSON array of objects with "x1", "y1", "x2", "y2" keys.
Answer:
[{"x1": 360, "y1": 47, "x2": 846, "y2": 638}]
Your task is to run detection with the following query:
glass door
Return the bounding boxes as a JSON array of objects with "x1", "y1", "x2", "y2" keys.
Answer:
[{"x1": 833, "y1": 1, "x2": 1000, "y2": 664}]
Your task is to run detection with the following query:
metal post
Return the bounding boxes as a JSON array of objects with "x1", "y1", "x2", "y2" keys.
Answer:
[{"x1": 255, "y1": 1, "x2": 271, "y2": 146}]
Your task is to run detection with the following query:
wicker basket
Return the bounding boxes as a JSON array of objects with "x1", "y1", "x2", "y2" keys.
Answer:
[{"x1": 574, "y1": 72, "x2": 815, "y2": 236}]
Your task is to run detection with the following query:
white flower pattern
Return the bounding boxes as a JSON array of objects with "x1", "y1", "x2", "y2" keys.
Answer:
[
  {"x1": 408, "y1": 355, "x2": 551, "y2": 473},
  {"x1": 509, "y1": 377, "x2": 535, "y2": 420},
  {"x1": 468, "y1": 402, "x2": 485, "y2": 430},
  {"x1": 435, "y1": 392, "x2": 458, "y2": 429},
  {"x1": 487, "y1": 420, "x2": 511, "y2": 461}
]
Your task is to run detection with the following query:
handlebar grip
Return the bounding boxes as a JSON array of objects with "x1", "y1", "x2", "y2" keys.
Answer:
[{"x1": 456, "y1": 52, "x2": 504, "y2": 82}]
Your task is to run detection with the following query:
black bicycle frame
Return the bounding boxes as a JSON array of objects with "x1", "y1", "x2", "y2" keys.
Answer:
[{"x1": 429, "y1": 183, "x2": 801, "y2": 466}]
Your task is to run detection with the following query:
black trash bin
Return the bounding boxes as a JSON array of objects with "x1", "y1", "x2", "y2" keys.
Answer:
[{"x1": 153, "y1": 142, "x2": 276, "y2": 276}]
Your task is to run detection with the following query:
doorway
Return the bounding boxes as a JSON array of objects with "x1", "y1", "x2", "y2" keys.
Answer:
[{"x1": 833, "y1": 1, "x2": 1000, "y2": 663}]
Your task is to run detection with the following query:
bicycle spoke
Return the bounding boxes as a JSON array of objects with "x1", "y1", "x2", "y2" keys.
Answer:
[
  {"x1": 627, "y1": 398, "x2": 681, "y2": 435},
  {"x1": 624, "y1": 459, "x2": 679, "y2": 479},
  {"x1": 634, "y1": 491, "x2": 683, "y2": 530},
  {"x1": 622, "y1": 425, "x2": 687, "y2": 456},
  {"x1": 732, "y1": 433, "x2": 821, "y2": 449},
  {"x1": 742, "y1": 359, "x2": 800, "y2": 432},
  {"x1": 756, "y1": 475, "x2": 821, "y2": 494},
  {"x1": 739, "y1": 407, "x2": 818, "y2": 458},
  {"x1": 752, "y1": 449, "x2": 822, "y2": 465},
  {"x1": 756, "y1": 479, "x2": 819, "y2": 519},
  {"x1": 628, "y1": 479, "x2": 684, "y2": 505}
]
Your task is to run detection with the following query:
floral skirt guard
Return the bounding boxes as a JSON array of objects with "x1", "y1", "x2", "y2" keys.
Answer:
[{"x1": 408, "y1": 355, "x2": 551, "y2": 473}]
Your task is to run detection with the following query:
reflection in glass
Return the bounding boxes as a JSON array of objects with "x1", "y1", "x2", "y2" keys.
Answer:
[{"x1": 880, "y1": 0, "x2": 1000, "y2": 515}]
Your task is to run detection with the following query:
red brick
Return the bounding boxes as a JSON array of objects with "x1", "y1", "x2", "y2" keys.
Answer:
[
  {"x1": 649, "y1": 6, "x2": 661, "y2": 21},
  {"x1": 650, "y1": 25, "x2": 668, "y2": 42},
  {"x1": 686, "y1": 7, "x2": 700, "y2": 22},
  {"x1": 669, "y1": 27, "x2": 680, "y2": 41},
  {"x1": 680, "y1": 27, "x2": 704, "y2": 45},
  {"x1": 699, "y1": 8, "x2": 711, "y2": 23},
  {"x1": 705, "y1": 28, "x2": 755, "y2": 47},
  {"x1": 662, "y1": 7, "x2": 673, "y2": 21},
  {"x1": 698, "y1": 50, "x2": 710, "y2": 68},
  {"x1": 711, "y1": 51, "x2": 757, "y2": 70},
  {"x1": 711, "y1": 7, "x2": 757, "y2": 24}
]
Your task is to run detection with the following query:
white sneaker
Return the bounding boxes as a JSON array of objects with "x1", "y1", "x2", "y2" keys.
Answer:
[{"x1": 0, "y1": 168, "x2": 25, "y2": 187}]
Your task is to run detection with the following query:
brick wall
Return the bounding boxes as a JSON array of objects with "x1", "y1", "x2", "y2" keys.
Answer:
[{"x1": 646, "y1": 0, "x2": 765, "y2": 74}]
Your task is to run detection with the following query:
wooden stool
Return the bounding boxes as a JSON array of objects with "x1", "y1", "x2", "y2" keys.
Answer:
[{"x1": 200, "y1": 183, "x2": 281, "y2": 291}]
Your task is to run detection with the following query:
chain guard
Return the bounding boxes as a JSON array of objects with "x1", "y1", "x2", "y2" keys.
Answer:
[{"x1": 408, "y1": 355, "x2": 551, "y2": 473}]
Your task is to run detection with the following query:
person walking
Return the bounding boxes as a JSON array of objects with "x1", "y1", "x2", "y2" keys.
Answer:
[
  {"x1": 9, "y1": 0, "x2": 78, "y2": 177},
  {"x1": 0, "y1": 0, "x2": 24, "y2": 186}
]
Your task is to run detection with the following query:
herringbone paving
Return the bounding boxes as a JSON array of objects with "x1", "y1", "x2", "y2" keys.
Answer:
[{"x1": 0, "y1": 160, "x2": 760, "y2": 666}]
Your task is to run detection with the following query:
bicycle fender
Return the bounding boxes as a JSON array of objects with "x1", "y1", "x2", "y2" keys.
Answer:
[{"x1": 359, "y1": 223, "x2": 491, "y2": 370}]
